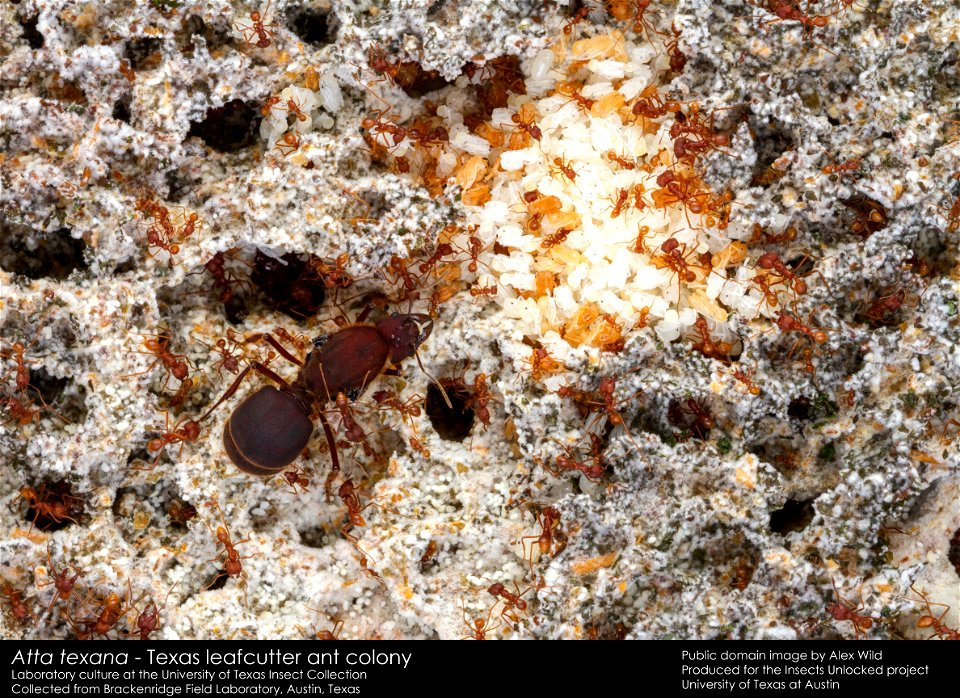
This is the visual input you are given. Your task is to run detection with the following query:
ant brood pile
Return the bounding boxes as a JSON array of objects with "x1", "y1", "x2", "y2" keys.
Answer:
[{"x1": 360, "y1": 25, "x2": 803, "y2": 372}]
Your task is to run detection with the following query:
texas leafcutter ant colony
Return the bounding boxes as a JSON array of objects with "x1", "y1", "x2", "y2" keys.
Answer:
[{"x1": 1, "y1": 0, "x2": 957, "y2": 644}]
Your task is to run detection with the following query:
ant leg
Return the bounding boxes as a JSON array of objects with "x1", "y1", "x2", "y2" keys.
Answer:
[
  {"x1": 319, "y1": 411, "x2": 341, "y2": 502},
  {"x1": 245, "y1": 333, "x2": 303, "y2": 366},
  {"x1": 199, "y1": 361, "x2": 289, "y2": 422}
]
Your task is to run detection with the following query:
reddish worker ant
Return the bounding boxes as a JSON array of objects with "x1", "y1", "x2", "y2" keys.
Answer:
[
  {"x1": 205, "y1": 501, "x2": 251, "y2": 594},
  {"x1": 461, "y1": 602, "x2": 500, "y2": 640},
  {"x1": 70, "y1": 589, "x2": 129, "y2": 639},
  {"x1": 510, "y1": 106, "x2": 542, "y2": 142},
  {"x1": 19, "y1": 483, "x2": 84, "y2": 530},
  {"x1": 910, "y1": 585, "x2": 959, "y2": 640},
  {"x1": 146, "y1": 413, "x2": 202, "y2": 467},
  {"x1": 235, "y1": 1, "x2": 276, "y2": 49},
  {"x1": 130, "y1": 581, "x2": 179, "y2": 640},
  {"x1": 520, "y1": 506, "x2": 562, "y2": 573},
  {"x1": 825, "y1": 578, "x2": 875, "y2": 639},
  {"x1": 555, "y1": 434, "x2": 607, "y2": 481},
  {"x1": 124, "y1": 331, "x2": 192, "y2": 391},
  {"x1": 38, "y1": 549, "x2": 85, "y2": 616},
  {"x1": 486, "y1": 581, "x2": 532, "y2": 624},
  {"x1": 1, "y1": 584, "x2": 34, "y2": 625}
]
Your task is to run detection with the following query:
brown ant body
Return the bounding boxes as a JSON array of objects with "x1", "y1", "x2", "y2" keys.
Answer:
[
  {"x1": 750, "y1": 222, "x2": 798, "y2": 245},
  {"x1": 279, "y1": 466, "x2": 311, "y2": 494},
  {"x1": 198, "y1": 251, "x2": 248, "y2": 309},
  {"x1": 556, "y1": 81, "x2": 595, "y2": 112},
  {"x1": 940, "y1": 194, "x2": 960, "y2": 233},
  {"x1": 668, "y1": 103, "x2": 731, "y2": 163},
  {"x1": 276, "y1": 131, "x2": 303, "y2": 157},
  {"x1": 282, "y1": 97, "x2": 309, "y2": 124},
  {"x1": 372, "y1": 389, "x2": 423, "y2": 423},
  {"x1": 207, "y1": 331, "x2": 244, "y2": 377},
  {"x1": 652, "y1": 170, "x2": 710, "y2": 223},
  {"x1": 3, "y1": 341, "x2": 32, "y2": 393},
  {"x1": 465, "y1": 373, "x2": 493, "y2": 427},
  {"x1": 362, "y1": 110, "x2": 406, "y2": 147},
  {"x1": 664, "y1": 23, "x2": 688, "y2": 72},
  {"x1": 526, "y1": 346, "x2": 560, "y2": 381},
  {"x1": 71, "y1": 589, "x2": 129, "y2": 639},
  {"x1": 820, "y1": 153, "x2": 862, "y2": 180},
  {"x1": 558, "y1": 375, "x2": 640, "y2": 441},
  {"x1": 731, "y1": 367, "x2": 761, "y2": 395},
  {"x1": 198, "y1": 313, "x2": 435, "y2": 499},
  {"x1": 337, "y1": 479, "x2": 372, "y2": 545},
  {"x1": 775, "y1": 311, "x2": 828, "y2": 345},
  {"x1": 130, "y1": 582, "x2": 178, "y2": 640},
  {"x1": 313, "y1": 618, "x2": 344, "y2": 640},
  {"x1": 551, "y1": 157, "x2": 578, "y2": 182},
  {"x1": 751, "y1": 273, "x2": 782, "y2": 311},
  {"x1": 1, "y1": 394, "x2": 39, "y2": 425},
  {"x1": 409, "y1": 435, "x2": 431, "y2": 458},
  {"x1": 654, "y1": 237, "x2": 702, "y2": 291},
  {"x1": 541, "y1": 227, "x2": 573, "y2": 248},
  {"x1": 756, "y1": 251, "x2": 811, "y2": 296},
  {"x1": 470, "y1": 283, "x2": 498, "y2": 298},
  {"x1": 607, "y1": 151, "x2": 636, "y2": 170},
  {"x1": 668, "y1": 397, "x2": 714, "y2": 440},
  {"x1": 562, "y1": 5, "x2": 591, "y2": 38},
  {"x1": 420, "y1": 540, "x2": 439, "y2": 569},
  {"x1": 631, "y1": 86, "x2": 681, "y2": 119},
  {"x1": 863, "y1": 288, "x2": 908, "y2": 325},
  {"x1": 261, "y1": 95, "x2": 281, "y2": 117},
  {"x1": 611, "y1": 189, "x2": 630, "y2": 218}
]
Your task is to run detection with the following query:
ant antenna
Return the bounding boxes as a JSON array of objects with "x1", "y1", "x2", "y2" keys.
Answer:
[{"x1": 415, "y1": 347, "x2": 453, "y2": 409}]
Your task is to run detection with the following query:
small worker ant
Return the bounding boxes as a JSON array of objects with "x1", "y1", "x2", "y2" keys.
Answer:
[
  {"x1": 461, "y1": 601, "x2": 501, "y2": 640},
  {"x1": 910, "y1": 585, "x2": 959, "y2": 641},
  {"x1": 519, "y1": 506, "x2": 562, "y2": 574},
  {"x1": 38, "y1": 548, "x2": 85, "y2": 617},
  {"x1": 146, "y1": 412, "x2": 202, "y2": 467},
  {"x1": 825, "y1": 577, "x2": 875, "y2": 639},
  {"x1": 235, "y1": 1, "x2": 276, "y2": 49},
  {"x1": 486, "y1": 581, "x2": 533, "y2": 624},
  {"x1": 204, "y1": 500, "x2": 252, "y2": 596},
  {"x1": 1, "y1": 583, "x2": 34, "y2": 625}
]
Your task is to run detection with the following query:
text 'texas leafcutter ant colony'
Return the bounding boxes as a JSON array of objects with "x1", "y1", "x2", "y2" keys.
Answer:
[{"x1": 0, "y1": 0, "x2": 958, "y2": 640}]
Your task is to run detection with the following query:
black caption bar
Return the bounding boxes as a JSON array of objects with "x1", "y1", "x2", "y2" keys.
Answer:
[
  {"x1": 8, "y1": 646, "x2": 410, "y2": 697},
  {"x1": 3, "y1": 641, "x2": 954, "y2": 697}
]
